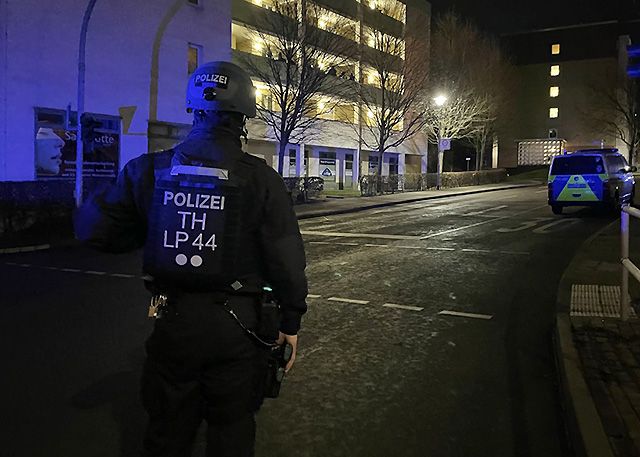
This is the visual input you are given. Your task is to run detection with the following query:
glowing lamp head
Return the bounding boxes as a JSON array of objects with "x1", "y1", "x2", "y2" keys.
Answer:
[{"x1": 434, "y1": 95, "x2": 447, "y2": 107}]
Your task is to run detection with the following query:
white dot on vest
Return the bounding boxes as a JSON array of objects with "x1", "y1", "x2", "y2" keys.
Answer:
[
  {"x1": 175, "y1": 254, "x2": 188, "y2": 266},
  {"x1": 191, "y1": 255, "x2": 203, "y2": 267}
]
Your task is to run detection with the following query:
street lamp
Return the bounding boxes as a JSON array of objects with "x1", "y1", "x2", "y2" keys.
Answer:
[
  {"x1": 434, "y1": 94, "x2": 447, "y2": 107},
  {"x1": 75, "y1": 0, "x2": 99, "y2": 207},
  {"x1": 433, "y1": 94, "x2": 449, "y2": 189},
  {"x1": 466, "y1": 156, "x2": 471, "y2": 171}
]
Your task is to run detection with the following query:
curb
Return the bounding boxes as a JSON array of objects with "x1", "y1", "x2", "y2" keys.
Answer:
[
  {"x1": 554, "y1": 313, "x2": 614, "y2": 457},
  {"x1": 553, "y1": 220, "x2": 621, "y2": 457},
  {"x1": 0, "y1": 244, "x2": 51, "y2": 255},
  {"x1": 296, "y1": 182, "x2": 542, "y2": 220}
]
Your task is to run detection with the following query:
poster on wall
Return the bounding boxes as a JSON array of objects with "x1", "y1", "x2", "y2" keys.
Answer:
[
  {"x1": 319, "y1": 158, "x2": 336, "y2": 181},
  {"x1": 35, "y1": 127, "x2": 119, "y2": 179}
]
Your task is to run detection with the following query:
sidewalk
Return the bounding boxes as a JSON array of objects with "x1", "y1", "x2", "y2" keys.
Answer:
[
  {"x1": 294, "y1": 180, "x2": 541, "y2": 219},
  {"x1": 555, "y1": 217, "x2": 640, "y2": 457}
]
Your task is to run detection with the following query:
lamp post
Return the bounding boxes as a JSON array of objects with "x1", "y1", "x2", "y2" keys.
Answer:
[
  {"x1": 434, "y1": 94, "x2": 448, "y2": 190},
  {"x1": 466, "y1": 156, "x2": 471, "y2": 171},
  {"x1": 75, "y1": 0, "x2": 98, "y2": 208}
]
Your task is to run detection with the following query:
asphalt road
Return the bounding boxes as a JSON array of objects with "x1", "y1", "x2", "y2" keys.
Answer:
[{"x1": 0, "y1": 185, "x2": 613, "y2": 457}]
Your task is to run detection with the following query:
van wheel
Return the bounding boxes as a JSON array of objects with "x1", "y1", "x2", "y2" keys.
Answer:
[{"x1": 552, "y1": 205, "x2": 563, "y2": 215}]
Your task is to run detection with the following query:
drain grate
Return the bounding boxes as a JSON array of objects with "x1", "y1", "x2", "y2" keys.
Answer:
[{"x1": 570, "y1": 284, "x2": 637, "y2": 318}]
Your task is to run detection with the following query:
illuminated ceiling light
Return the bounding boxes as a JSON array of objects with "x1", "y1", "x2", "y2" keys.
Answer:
[
  {"x1": 318, "y1": 16, "x2": 328, "y2": 29},
  {"x1": 367, "y1": 73, "x2": 376, "y2": 84},
  {"x1": 434, "y1": 95, "x2": 447, "y2": 106},
  {"x1": 252, "y1": 40, "x2": 263, "y2": 53}
]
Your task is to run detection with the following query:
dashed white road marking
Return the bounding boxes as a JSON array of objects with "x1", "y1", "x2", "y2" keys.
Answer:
[
  {"x1": 327, "y1": 297, "x2": 370, "y2": 305},
  {"x1": 110, "y1": 273, "x2": 136, "y2": 278},
  {"x1": 301, "y1": 230, "x2": 418, "y2": 240},
  {"x1": 383, "y1": 303, "x2": 424, "y2": 311},
  {"x1": 4, "y1": 262, "x2": 139, "y2": 279},
  {"x1": 427, "y1": 247, "x2": 456, "y2": 251},
  {"x1": 307, "y1": 294, "x2": 322, "y2": 299},
  {"x1": 462, "y1": 248, "x2": 492, "y2": 253},
  {"x1": 335, "y1": 242, "x2": 359, "y2": 246},
  {"x1": 310, "y1": 241, "x2": 333, "y2": 245},
  {"x1": 438, "y1": 310, "x2": 493, "y2": 320},
  {"x1": 463, "y1": 205, "x2": 507, "y2": 216},
  {"x1": 364, "y1": 243, "x2": 389, "y2": 247}
]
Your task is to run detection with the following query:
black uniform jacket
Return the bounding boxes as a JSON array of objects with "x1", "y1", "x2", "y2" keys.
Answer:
[{"x1": 74, "y1": 127, "x2": 308, "y2": 335}]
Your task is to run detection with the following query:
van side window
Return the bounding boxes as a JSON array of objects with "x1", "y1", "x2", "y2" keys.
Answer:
[{"x1": 605, "y1": 156, "x2": 618, "y2": 173}]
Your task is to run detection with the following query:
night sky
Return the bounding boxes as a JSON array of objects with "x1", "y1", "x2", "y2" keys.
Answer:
[{"x1": 428, "y1": 0, "x2": 640, "y2": 35}]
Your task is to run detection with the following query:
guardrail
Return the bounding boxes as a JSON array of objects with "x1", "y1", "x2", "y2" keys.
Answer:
[{"x1": 621, "y1": 205, "x2": 640, "y2": 320}]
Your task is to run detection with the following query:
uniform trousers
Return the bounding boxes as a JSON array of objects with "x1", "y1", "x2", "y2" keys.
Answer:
[{"x1": 141, "y1": 294, "x2": 266, "y2": 457}]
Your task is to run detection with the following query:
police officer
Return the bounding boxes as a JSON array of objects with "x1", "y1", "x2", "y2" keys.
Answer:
[{"x1": 75, "y1": 61, "x2": 308, "y2": 457}]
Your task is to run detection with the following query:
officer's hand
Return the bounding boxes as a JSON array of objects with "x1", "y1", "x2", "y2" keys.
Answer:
[{"x1": 277, "y1": 332, "x2": 298, "y2": 373}]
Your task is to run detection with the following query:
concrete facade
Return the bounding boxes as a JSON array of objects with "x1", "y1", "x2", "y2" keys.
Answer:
[{"x1": 501, "y1": 20, "x2": 640, "y2": 167}]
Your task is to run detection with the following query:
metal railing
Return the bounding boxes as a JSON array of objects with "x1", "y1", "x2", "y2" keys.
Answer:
[{"x1": 620, "y1": 205, "x2": 640, "y2": 320}]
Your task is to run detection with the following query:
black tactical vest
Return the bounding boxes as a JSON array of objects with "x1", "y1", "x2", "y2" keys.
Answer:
[{"x1": 143, "y1": 159, "x2": 243, "y2": 291}]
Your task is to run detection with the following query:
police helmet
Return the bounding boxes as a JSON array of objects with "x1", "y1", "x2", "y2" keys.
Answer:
[{"x1": 186, "y1": 61, "x2": 256, "y2": 118}]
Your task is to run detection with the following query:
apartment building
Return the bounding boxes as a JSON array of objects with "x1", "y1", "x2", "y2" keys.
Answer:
[
  {"x1": 0, "y1": 0, "x2": 430, "y2": 189},
  {"x1": 231, "y1": 0, "x2": 431, "y2": 189},
  {"x1": 501, "y1": 20, "x2": 639, "y2": 167}
]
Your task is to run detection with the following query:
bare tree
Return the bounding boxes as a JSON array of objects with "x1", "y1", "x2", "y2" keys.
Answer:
[
  {"x1": 583, "y1": 77, "x2": 640, "y2": 163},
  {"x1": 240, "y1": 1, "x2": 357, "y2": 174},
  {"x1": 357, "y1": 25, "x2": 429, "y2": 183},
  {"x1": 423, "y1": 90, "x2": 490, "y2": 186},
  {"x1": 426, "y1": 12, "x2": 514, "y2": 173}
]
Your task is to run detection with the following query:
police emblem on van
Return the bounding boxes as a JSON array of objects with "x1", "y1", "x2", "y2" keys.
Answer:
[{"x1": 194, "y1": 73, "x2": 229, "y2": 88}]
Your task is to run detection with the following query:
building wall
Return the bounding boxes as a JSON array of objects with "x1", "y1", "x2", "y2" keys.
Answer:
[
  {"x1": 0, "y1": 0, "x2": 429, "y2": 185},
  {"x1": 501, "y1": 21, "x2": 638, "y2": 167},
  {"x1": 0, "y1": 0, "x2": 231, "y2": 182}
]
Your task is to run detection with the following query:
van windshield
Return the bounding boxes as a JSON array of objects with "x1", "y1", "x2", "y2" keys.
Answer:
[{"x1": 550, "y1": 156, "x2": 604, "y2": 175}]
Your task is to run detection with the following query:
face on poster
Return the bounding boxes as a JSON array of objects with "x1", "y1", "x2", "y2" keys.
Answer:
[{"x1": 35, "y1": 128, "x2": 65, "y2": 176}]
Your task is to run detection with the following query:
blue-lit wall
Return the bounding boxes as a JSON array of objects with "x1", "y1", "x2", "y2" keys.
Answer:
[{"x1": 0, "y1": 0, "x2": 231, "y2": 182}]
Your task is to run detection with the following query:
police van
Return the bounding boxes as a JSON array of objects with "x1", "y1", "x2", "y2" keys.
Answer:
[{"x1": 548, "y1": 148, "x2": 636, "y2": 215}]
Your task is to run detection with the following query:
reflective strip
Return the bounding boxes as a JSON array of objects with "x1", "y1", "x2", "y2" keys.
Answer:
[{"x1": 170, "y1": 165, "x2": 229, "y2": 180}]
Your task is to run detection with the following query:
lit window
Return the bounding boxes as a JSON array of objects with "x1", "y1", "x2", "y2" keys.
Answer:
[
  {"x1": 551, "y1": 43, "x2": 560, "y2": 55},
  {"x1": 550, "y1": 86, "x2": 559, "y2": 97},
  {"x1": 188, "y1": 43, "x2": 202, "y2": 75},
  {"x1": 252, "y1": 39, "x2": 264, "y2": 55},
  {"x1": 549, "y1": 108, "x2": 559, "y2": 118},
  {"x1": 550, "y1": 65, "x2": 560, "y2": 76}
]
